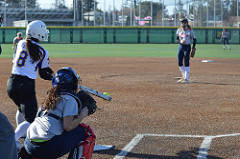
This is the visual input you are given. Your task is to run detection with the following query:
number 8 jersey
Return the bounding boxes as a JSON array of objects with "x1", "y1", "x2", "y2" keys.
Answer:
[{"x1": 12, "y1": 40, "x2": 50, "y2": 79}]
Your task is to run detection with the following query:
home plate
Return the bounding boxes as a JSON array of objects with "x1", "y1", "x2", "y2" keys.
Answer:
[
  {"x1": 201, "y1": 60, "x2": 214, "y2": 62},
  {"x1": 94, "y1": 145, "x2": 115, "y2": 151}
]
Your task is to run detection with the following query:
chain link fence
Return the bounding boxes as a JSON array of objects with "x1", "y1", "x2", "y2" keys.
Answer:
[{"x1": 0, "y1": 0, "x2": 239, "y2": 27}]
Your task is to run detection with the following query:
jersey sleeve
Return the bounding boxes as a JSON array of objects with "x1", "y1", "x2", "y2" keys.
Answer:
[
  {"x1": 39, "y1": 49, "x2": 51, "y2": 69},
  {"x1": 176, "y1": 28, "x2": 180, "y2": 36},
  {"x1": 191, "y1": 29, "x2": 196, "y2": 39},
  {"x1": 62, "y1": 96, "x2": 79, "y2": 117}
]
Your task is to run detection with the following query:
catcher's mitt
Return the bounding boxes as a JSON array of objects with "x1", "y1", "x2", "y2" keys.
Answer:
[
  {"x1": 190, "y1": 48, "x2": 196, "y2": 58},
  {"x1": 76, "y1": 90, "x2": 97, "y2": 115}
]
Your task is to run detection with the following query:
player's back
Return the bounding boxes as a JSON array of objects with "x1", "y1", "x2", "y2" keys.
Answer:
[{"x1": 12, "y1": 40, "x2": 44, "y2": 79}]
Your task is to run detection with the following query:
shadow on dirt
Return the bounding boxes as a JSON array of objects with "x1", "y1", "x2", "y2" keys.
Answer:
[
  {"x1": 94, "y1": 147, "x2": 224, "y2": 159},
  {"x1": 191, "y1": 81, "x2": 238, "y2": 86}
]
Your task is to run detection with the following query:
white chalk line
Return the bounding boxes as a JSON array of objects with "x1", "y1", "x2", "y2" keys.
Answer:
[
  {"x1": 113, "y1": 134, "x2": 144, "y2": 159},
  {"x1": 214, "y1": 133, "x2": 240, "y2": 138},
  {"x1": 113, "y1": 133, "x2": 240, "y2": 159}
]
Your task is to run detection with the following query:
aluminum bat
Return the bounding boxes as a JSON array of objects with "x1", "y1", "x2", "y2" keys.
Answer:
[{"x1": 78, "y1": 85, "x2": 112, "y2": 101}]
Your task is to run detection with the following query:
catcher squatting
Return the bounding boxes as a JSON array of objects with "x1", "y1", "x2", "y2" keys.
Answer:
[
  {"x1": 18, "y1": 67, "x2": 98, "y2": 159},
  {"x1": 176, "y1": 18, "x2": 197, "y2": 84}
]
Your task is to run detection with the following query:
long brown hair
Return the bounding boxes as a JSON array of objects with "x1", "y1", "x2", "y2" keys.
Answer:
[
  {"x1": 26, "y1": 37, "x2": 43, "y2": 63},
  {"x1": 43, "y1": 87, "x2": 61, "y2": 110}
]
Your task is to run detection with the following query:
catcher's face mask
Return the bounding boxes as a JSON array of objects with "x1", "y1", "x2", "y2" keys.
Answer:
[{"x1": 52, "y1": 67, "x2": 82, "y2": 92}]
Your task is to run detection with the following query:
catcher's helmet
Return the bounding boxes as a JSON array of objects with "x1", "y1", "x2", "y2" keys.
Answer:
[
  {"x1": 26, "y1": 20, "x2": 49, "y2": 41},
  {"x1": 52, "y1": 67, "x2": 80, "y2": 92},
  {"x1": 180, "y1": 18, "x2": 188, "y2": 23}
]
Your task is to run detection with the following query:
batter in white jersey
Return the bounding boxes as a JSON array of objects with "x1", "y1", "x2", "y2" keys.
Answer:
[
  {"x1": 6, "y1": 20, "x2": 54, "y2": 151},
  {"x1": 12, "y1": 40, "x2": 50, "y2": 79}
]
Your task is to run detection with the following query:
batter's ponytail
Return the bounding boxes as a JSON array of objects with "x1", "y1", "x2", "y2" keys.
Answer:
[{"x1": 26, "y1": 37, "x2": 42, "y2": 64}]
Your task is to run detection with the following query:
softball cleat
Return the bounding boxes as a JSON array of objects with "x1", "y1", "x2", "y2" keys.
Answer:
[
  {"x1": 177, "y1": 77, "x2": 184, "y2": 83},
  {"x1": 181, "y1": 79, "x2": 189, "y2": 84}
]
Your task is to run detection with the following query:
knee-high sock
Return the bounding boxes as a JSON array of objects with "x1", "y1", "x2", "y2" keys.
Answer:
[
  {"x1": 16, "y1": 110, "x2": 24, "y2": 126},
  {"x1": 185, "y1": 67, "x2": 190, "y2": 80},
  {"x1": 15, "y1": 121, "x2": 30, "y2": 141},
  {"x1": 179, "y1": 66, "x2": 185, "y2": 78}
]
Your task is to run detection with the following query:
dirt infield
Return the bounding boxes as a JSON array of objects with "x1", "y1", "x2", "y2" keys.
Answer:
[{"x1": 1, "y1": 57, "x2": 240, "y2": 159}]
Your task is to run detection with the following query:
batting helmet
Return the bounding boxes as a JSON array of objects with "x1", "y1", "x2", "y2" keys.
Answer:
[
  {"x1": 26, "y1": 20, "x2": 49, "y2": 41},
  {"x1": 180, "y1": 18, "x2": 188, "y2": 23},
  {"x1": 52, "y1": 67, "x2": 80, "y2": 93}
]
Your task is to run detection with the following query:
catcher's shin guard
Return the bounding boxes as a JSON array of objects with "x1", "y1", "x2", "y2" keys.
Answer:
[{"x1": 68, "y1": 124, "x2": 96, "y2": 159}]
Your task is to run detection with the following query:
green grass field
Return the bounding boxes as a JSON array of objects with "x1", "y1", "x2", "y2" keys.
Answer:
[{"x1": 1, "y1": 44, "x2": 240, "y2": 58}]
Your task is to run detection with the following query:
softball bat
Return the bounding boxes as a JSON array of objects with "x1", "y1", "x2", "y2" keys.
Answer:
[{"x1": 78, "y1": 85, "x2": 112, "y2": 101}]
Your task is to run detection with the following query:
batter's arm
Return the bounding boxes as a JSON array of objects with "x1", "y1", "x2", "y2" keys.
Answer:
[{"x1": 39, "y1": 67, "x2": 54, "y2": 80}]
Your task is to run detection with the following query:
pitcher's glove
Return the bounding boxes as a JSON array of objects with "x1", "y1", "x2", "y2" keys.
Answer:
[
  {"x1": 76, "y1": 90, "x2": 97, "y2": 115},
  {"x1": 190, "y1": 48, "x2": 196, "y2": 58}
]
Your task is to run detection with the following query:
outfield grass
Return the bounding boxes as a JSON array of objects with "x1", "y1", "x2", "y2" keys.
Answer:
[{"x1": 1, "y1": 44, "x2": 240, "y2": 58}]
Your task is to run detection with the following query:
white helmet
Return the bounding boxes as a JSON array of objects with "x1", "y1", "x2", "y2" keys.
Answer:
[{"x1": 26, "y1": 20, "x2": 49, "y2": 41}]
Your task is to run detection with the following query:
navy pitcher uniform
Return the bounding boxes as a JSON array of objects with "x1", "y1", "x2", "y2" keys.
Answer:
[{"x1": 176, "y1": 26, "x2": 196, "y2": 83}]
